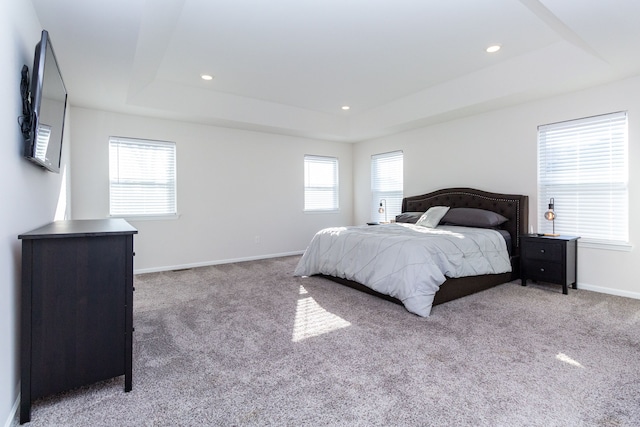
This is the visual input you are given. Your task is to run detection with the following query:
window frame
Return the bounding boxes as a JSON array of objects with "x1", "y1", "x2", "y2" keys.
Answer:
[
  {"x1": 371, "y1": 150, "x2": 403, "y2": 223},
  {"x1": 537, "y1": 111, "x2": 629, "y2": 250},
  {"x1": 303, "y1": 154, "x2": 339, "y2": 213},
  {"x1": 109, "y1": 136, "x2": 178, "y2": 220}
]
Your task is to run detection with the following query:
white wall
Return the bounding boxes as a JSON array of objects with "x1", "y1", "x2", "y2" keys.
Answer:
[
  {"x1": 354, "y1": 75, "x2": 640, "y2": 298},
  {"x1": 70, "y1": 108, "x2": 353, "y2": 272},
  {"x1": 0, "y1": 0, "x2": 72, "y2": 424}
]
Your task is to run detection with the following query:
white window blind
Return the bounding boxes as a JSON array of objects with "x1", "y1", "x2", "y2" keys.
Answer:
[
  {"x1": 34, "y1": 124, "x2": 51, "y2": 161},
  {"x1": 109, "y1": 137, "x2": 177, "y2": 217},
  {"x1": 537, "y1": 111, "x2": 628, "y2": 244},
  {"x1": 304, "y1": 155, "x2": 339, "y2": 211},
  {"x1": 371, "y1": 151, "x2": 403, "y2": 222}
]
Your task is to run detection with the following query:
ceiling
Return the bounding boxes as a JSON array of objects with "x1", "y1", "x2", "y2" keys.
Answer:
[{"x1": 30, "y1": 0, "x2": 640, "y2": 142}]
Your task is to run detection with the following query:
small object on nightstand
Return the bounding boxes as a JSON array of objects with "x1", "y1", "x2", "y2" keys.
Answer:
[
  {"x1": 543, "y1": 198, "x2": 560, "y2": 236},
  {"x1": 378, "y1": 199, "x2": 387, "y2": 223},
  {"x1": 520, "y1": 234, "x2": 579, "y2": 295}
]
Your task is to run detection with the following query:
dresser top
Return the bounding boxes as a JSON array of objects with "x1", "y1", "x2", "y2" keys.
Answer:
[{"x1": 19, "y1": 219, "x2": 138, "y2": 240}]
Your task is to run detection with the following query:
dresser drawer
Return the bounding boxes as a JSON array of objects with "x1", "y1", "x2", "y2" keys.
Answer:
[
  {"x1": 522, "y1": 240, "x2": 562, "y2": 261},
  {"x1": 522, "y1": 259, "x2": 563, "y2": 283}
]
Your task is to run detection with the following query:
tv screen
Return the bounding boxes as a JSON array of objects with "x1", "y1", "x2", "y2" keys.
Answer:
[{"x1": 24, "y1": 30, "x2": 67, "y2": 173}]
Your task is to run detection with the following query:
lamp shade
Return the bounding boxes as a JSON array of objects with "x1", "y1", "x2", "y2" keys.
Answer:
[
  {"x1": 378, "y1": 199, "x2": 387, "y2": 222},
  {"x1": 543, "y1": 198, "x2": 559, "y2": 236},
  {"x1": 544, "y1": 198, "x2": 555, "y2": 220}
]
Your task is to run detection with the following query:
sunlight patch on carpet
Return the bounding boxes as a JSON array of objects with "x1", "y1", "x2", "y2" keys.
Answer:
[
  {"x1": 556, "y1": 352, "x2": 584, "y2": 368},
  {"x1": 292, "y1": 286, "x2": 351, "y2": 342}
]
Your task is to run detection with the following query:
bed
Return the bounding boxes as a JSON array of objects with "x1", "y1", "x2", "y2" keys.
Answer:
[{"x1": 294, "y1": 188, "x2": 529, "y2": 316}]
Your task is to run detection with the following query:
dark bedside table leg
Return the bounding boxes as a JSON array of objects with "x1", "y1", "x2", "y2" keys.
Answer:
[
  {"x1": 19, "y1": 400, "x2": 30, "y2": 424},
  {"x1": 562, "y1": 283, "x2": 568, "y2": 295},
  {"x1": 124, "y1": 327, "x2": 132, "y2": 392}
]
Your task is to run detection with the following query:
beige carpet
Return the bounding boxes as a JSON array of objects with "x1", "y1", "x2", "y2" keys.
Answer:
[{"x1": 17, "y1": 256, "x2": 640, "y2": 426}]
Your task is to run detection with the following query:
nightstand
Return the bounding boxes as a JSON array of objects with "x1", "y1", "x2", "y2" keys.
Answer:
[{"x1": 520, "y1": 234, "x2": 579, "y2": 295}]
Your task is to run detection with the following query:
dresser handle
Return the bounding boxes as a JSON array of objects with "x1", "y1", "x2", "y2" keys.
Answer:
[
  {"x1": 540, "y1": 249, "x2": 545, "y2": 253},
  {"x1": 540, "y1": 268, "x2": 545, "y2": 272}
]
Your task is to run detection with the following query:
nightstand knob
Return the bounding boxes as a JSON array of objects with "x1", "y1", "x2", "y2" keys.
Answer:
[
  {"x1": 540, "y1": 249, "x2": 545, "y2": 253},
  {"x1": 540, "y1": 268, "x2": 545, "y2": 272}
]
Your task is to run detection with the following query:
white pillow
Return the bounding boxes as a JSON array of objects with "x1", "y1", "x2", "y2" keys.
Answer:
[{"x1": 416, "y1": 206, "x2": 450, "y2": 228}]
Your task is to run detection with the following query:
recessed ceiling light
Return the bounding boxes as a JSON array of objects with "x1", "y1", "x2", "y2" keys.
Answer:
[
  {"x1": 201, "y1": 74, "x2": 214, "y2": 81},
  {"x1": 341, "y1": 105, "x2": 350, "y2": 110},
  {"x1": 486, "y1": 45, "x2": 501, "y2": 53}
]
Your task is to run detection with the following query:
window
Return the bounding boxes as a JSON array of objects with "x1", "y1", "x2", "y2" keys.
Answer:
[
  {"x1": 304, "y1": 155, "x2": 339, "y2": 211},
  {"x1": 109, "y1": 137, "x2": 177, "y2": 217},
  {"x1": 34, "y1": 124, "x2": 51, "y2": 161},
  {"x1": 371, "y1": 151, "x2": 403, "y2": 222},
  {"x1": 537, "y1": 111, "x2": 628, "y2": 245}
]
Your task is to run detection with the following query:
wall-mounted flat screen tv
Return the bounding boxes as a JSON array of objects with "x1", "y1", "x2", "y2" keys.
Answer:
[{"x1": 23, "y1": 30, "x2": 67, "y2": 173}]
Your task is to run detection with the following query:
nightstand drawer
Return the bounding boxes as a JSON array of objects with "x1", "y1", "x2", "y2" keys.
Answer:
[
  {"x1": 522, "y1": 260, "x2": 563, "y2": 283},
  {"x1": 522, "y1": 240, "x2": 562, "y2": 261},
  {"x1": 520, "y1": 234, "x2": 579, "y2": 295}
]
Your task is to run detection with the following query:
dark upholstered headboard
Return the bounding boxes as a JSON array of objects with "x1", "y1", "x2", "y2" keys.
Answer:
[{"x1": 402, "y1": 188, "x2": 529, "y2": 257}]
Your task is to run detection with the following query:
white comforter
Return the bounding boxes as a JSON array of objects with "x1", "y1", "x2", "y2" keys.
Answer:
[{"x1": 294, "y1": 223, "x2": 511, "y2": 317}]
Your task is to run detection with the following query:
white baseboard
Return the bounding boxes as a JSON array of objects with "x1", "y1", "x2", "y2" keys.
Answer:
[
  {"x1": 134, "y1": 250, "x2": 305, "y2": 275},
  {"x1": 4, "y1": 389, "x2": 19, "y2": 427},
  {"x1": 578, "y1": 282, "x2": 640, "y2": 300}
]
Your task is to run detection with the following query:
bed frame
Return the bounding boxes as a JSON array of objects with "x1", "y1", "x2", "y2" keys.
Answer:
[{"x1": 322, "y1": 187, "x2": 529, "y2": 308}]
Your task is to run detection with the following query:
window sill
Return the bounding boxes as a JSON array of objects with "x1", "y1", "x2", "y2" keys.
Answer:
[
  {"x1": 304, "y1": 209, "x2": 340, "y2": 214},
  {"x1": 578, "y1": 239, "x2": 633, "y2": 252},
  {"x1": 109, "y1": 213, "x2": 181, "y2": 221}
]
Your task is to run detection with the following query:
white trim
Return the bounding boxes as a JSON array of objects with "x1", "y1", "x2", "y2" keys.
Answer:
[
  {"x1": 578, "y1": 239, "x2": 633, "y2": 252},
  {"x1": 303, "y1": 209, "x2": 340, "y2": 215},
  {"x1": 371, "y1": 150, "x2": 403, "y2": 223},
  {"x1": 304, "y1": 155, "x2": 339, "y2": 212},
  {"x1": 537, "y1": 111, "x2": 628, "y2": 242},
  {"x1": 109, "y1": 213, "x2": 181, "y2": 221},
  {"x1": 134, "y1": 250, "x2": 305, "y2": 274},
  {"x1": 109, "y1": 137, "x2": 178, "y2": 217},
  {"x1": 4, "y1": 387, "x2": 19, "y2": 427},
  {"x1": 577, "y1": 282, "x2": 640, "y2": 300}
]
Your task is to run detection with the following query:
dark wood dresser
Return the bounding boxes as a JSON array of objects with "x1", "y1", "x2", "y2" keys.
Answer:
[
  {"x1": 18, "y1": 219, "x2": 137, "y2": 424},
  {"x1": 520, "y1": 234, "x2": 579, "y2": 295}
]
